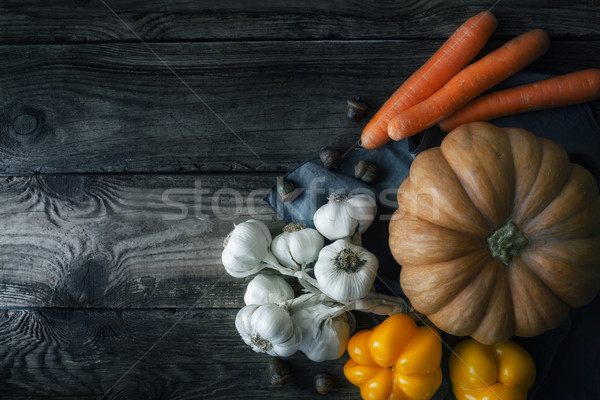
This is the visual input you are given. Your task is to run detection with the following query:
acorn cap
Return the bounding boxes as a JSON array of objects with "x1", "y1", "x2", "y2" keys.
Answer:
[
  {"x1": 319, "y1": 146, "x2": 341, "y2": 169},
  {"x1": 346, "y1": 98, "x2": 368, "y2": 122},
  {"x1": 354, "y1": 160, "x2": 380, "y2": 183},
  {"x1": 268, "y1": 358, "x2": 291, "y2": 385},
  {"x1": 277, "y1": 176, "x2": 295, "y2": 196},
  {"x1": 314, "y1": 372, "x2": 334, "y2": 395}
]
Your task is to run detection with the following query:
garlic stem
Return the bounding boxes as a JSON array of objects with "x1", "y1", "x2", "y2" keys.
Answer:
[
  {"x1": 363, "y1": 291, "x2": 414, "y2": 306},
  {"x1": 286, "y1": 293, "x2": 348, "y2": 321},
  {"x1": 282, "y1": 278, "x2": 415, "y2": 320},
  {"x1": 262, "y1": 252, "x2": 322, "y2": 291},
  {"x1": 285, "y1": 292, "x2": 324, "y2": 309},
  {"x1": 297, "y1": 276, "x2": 322, "y2": 294},
  {"x1": 263, "y1": 250, "x2": 415, "y2": 319},
  {"x1": 347, "y1": 298, "x2": 409, "y2": 316},
  {"x1": 327, "y1": 293, "x2": 414, "y2": 319},
  {"x1": 349, "y1": 292, "x2": 409, "y2": 313},
  {"x1": 349, "y1": 231, "x2": 362, "y2": 246}
]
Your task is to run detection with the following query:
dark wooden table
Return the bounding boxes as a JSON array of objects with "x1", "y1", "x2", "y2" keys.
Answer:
[{"x1": 1, "y1": 1, "x2": 599, "y2": 399}]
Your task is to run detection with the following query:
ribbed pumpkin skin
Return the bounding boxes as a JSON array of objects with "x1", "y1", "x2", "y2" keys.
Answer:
[{"x1": 389, "y1": 122, "x2": 600, "y2": 345}]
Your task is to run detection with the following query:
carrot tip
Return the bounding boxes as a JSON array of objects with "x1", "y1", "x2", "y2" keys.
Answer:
[{"x1": 358, "y1": 10, "x2": 498, "y2": 150}]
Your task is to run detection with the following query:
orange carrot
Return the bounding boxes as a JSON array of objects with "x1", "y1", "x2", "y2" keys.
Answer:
[
  {"x1": 387, "y1": 28, "x2": 551, "y2": 141},
  {"x1": 360, "y1": 11, "x2": 498, "y2": 149},
  {"x1": 438, "y1": 69, "x2": 600, "y2": 132}
]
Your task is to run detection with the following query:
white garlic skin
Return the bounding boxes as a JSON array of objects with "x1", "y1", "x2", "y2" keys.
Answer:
[
  {"x1": 222, "y1": 219, "x2": 272, "y2": 278},
  {"x1": 313, "y1": 193, "x2": 377, "y2": 241},
  {"x1": 244, "y1": 274, "x2": 295, "y2": 305},
  {"x1": 314, "y1": 239, "x2": 379, "y2": 302},
  {"x1": 292, "y1": 302, "x2": 350, "y2": 362},
  {"x1": 271, "y1": 227, "x2": 324, "y2": 268},
  {"x1": 235, "y1": 303, "x2": 302, "y2": 357}
]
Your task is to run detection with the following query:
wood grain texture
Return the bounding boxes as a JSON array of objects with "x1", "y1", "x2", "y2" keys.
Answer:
[
  {"x1": 0, "y1": 174, "x2": 288, "y2": 309},
  {"x1": 1, "y1": 2, "x2": 599, "y2": 399},
  {"x1": 1, "y1": 0, "x2": 599, "y2": 43},
  {"x1": 0, "y1": 308, "x2": 370, "y2": 399},
  {"x1": 1, "y1": 40, "x2": 599, "y2": 174}
]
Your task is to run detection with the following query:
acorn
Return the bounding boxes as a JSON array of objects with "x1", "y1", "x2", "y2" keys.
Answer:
[
  {"x1": 268, "y1": 357, "x2": 291, "y2": 385},
  {"x1": 277, "y1": 176, "x2": 294, "y2": 197},
  {"x1": 314, "y1": 372, "x2": 334, "y2": 395},
  {"x1": 354, "y1": 160, "x2": 380, "y2": 183},
  {"x1": 277, "y1": 176, "x2": 301, "y2": 202},
  {"x1": 346, "y1": 98, "x2": 368, "y2": 122},
  {"x1": 319, "y1": 146, "x2": 341, "y2": 169}
]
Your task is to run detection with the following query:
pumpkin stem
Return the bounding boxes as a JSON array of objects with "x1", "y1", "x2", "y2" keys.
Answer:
[{"x1": 487, "y1": 220, "x2": 529, "y2": 266}]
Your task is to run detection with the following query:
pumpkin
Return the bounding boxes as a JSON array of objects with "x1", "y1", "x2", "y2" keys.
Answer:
[{"x1": 389, "y1": 122, "x2": 600, "y2": 344}]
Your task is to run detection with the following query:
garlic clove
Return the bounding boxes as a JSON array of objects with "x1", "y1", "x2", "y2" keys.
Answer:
[
  {"x1": 287, "y1": 228, "x2": 323, "y2": 265},
  {"x1": 313, "y1": 196, "x2": 358, "y2": 241},
  {"x1": 270, "y1": 236, "x2": 296, "y2": 268},
  {"x1": 313, "y1": 193, "x2": 377, "y2": 241},
  {"x1": 272, "y1": 323, "x2": 303, "y2": 357},
  {"x1": 244, "y1": 274, "x2": 295, "y2": 305},
  {"x1": 291, "y1": 301, "x2": 350, "y2": 362},
  {"x1": 235, "y1": 304, "x2": 257, "y2": 345},
  {"x1": 271, "y1": 223, "x2": 324, "y2": 268},
  {"x1": 221, "y1": 250, "x2": 266, "y2": 278},
  {"x1": 222, "y1": 219, "x2": 273, "y2": 278},
  {"x1": 235, "y1": 303, "x2": 301, "y2": 358},
  {"x1": 304, "y1": 319, "x2": 349, "y2": 362},
  {"x1": 347, "y1": 194, "x2": 377, "y2": 234},
  {"x1": 251, "y1": 305, "x2": 292, "y2": 343},
  {"x1": 252, "y1": 219, "x2": 273, "y2": 243}
]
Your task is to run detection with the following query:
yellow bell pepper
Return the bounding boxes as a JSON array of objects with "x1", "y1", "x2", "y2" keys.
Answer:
[
  {"x1": 343, "y1": 313, "x2": 442, "y2": 400},
  {"x1": 449, "y1": 338, "x2": 536, "y2": 400}
]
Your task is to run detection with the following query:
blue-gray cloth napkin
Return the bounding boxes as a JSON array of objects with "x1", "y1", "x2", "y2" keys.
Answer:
[{"x1": 265, "y1": 71, "x2": 600, "y2": 399}]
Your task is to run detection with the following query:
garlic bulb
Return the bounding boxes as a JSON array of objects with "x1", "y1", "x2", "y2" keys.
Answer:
[
  {"x1": 291, "y1": 301, "x2": 350, "y2": 362},
  {"x1": 314, "y1": 239, "x2": 378, "y2": 302},
  {"x1": 244, "y1": 274, "x2": 295, "y2": 305},
  {"x1": 271, "y1": 222, "x2": 324, "y2": 269},
  {"x1": 222, "y1": 219, "x2": 321, "y2": 290},
  {"x1": 221, "y1": 219, "x2": 274, "y2": 278},
  {"x1": 313, "y1": 193, "x2": 377, "y2": 241},
  {"x1": 235, "y1": 303, "x2": 302, "y2": 357}
]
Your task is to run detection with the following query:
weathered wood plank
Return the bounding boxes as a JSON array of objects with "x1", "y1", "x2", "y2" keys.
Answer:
[
  {"x1": 1, "y1": 304, "x2": 598, "y2": 400},
  {"x1": 1, "y1": 0, "x2": 599, "y2": 43},
  {"x1": 0, "y1": 308, "x2": 372, "y2": 399},
  {"x1": 1, "y1": 40, "x2": 599, "y2": 174},
  {"x1": 0, "y1": 174, "x2": 290, "y2": 309}
]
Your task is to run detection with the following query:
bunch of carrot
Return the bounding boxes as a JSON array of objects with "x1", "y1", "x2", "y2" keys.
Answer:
[{"x1": 360, "y1": 11, "x2": 600, "y2": 149}]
